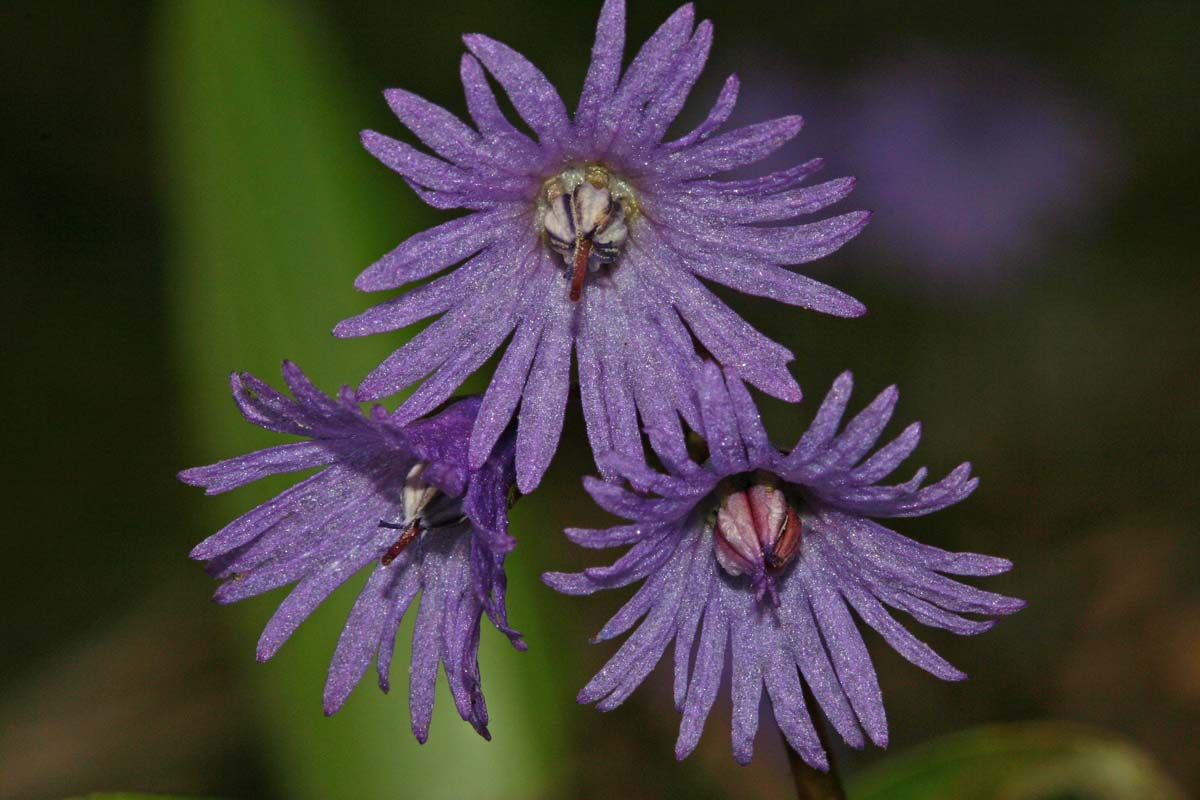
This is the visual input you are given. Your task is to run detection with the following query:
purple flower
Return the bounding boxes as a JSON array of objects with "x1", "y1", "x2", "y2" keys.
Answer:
[
  {"x1": 842, "y1": 53, "x2": 1115, "y2": 292},
  {"x1": 732, "y1": 49, "x2": 1117, "y2": 295},
  {"x1": 336, "y1": 0, "x2": 869, "y2": 493},
  {"x1": 545, "y1": 364, "x2": 1022, "y2": 766},
  {"x1": 178, "y1": 362, "x2": 524, "y2": 742}
]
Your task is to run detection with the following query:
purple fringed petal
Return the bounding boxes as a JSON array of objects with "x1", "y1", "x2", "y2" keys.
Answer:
[
  {"x1": 463, "y1": 34, "x2": 570, "y2": 149},
  {"x1": 593, "y1": 546, "x2": 688, "y2": 642},
  {"x1": 324, "y1": 564, "x2": 404, "y2": 715},
  {"x1": 672, "y1": 531, "x2": 714, "y2": 710},
  {"x1": 389, "y1": 312, "x2": 518, "y2": 427},
  {"x1": 180, "y1": 365, "x2": 524, "y2": 743},
  {"x1": 674, "y1": 587, "x2": 727, "y2": 759},
  {"x1": 789, "y1": 372, "x2": 854, "y2": 464},
  {"x1": 632, "y1": 227, "x2": 801, "y2": 402},
  {"x1": 562, "y1": 523, "x2": 650, "y2": 549},
  {"x1": 684, "y1": 249, "x2": 866, "y2": 317},
  {"x1": 665, "y1": 73, "x2": 739, "y2": 151},
  {"x1": 458, "y1": 54, "x2": 542, "y2": 162},
  {"x1": 230, "y1": 371, "x2": 313, "y2": 436},
  {"x1": 574, "y1": 0, "x2": 626, "y2": 138},
  {"x1": 361, "y1": 130, "x2": 527, "y2": 200},
  {"x1": 779, "y1": 580, "x2": 865, "y2": 748},
  {"x1": 850, "y1": 422, "x2": 922, "y2": 485},
  {"x1": 634, "y1": 20, "x2": 713, "y2": 147},
  {"x1": 764, "y1": 639, "x2": 827, "y2": 769},
  {"x1": 256, "y1": 506, "x2": 394, "y2": 660},
  {"x1": 840, "y1": 577, "x2": 965, "y2": 681},
  {"x1": 577, "y1": 538, "x2": 690, "y2": 707},
  {"x1": 338, "y1": 245, "x2": 511, "y2": 336},
  {"x1": 580, "y1": 528, "x2": 678, "y2": 591},
  {"x1": 554, "y1": 369, "x2": 1019, "y2": 767},
  {"x1": 468, "y1": 317, "x2": 543, "y2": 469},
  {"x1": 665, "y1": 210, "x2": 872, "y2": 267},
  {"x1": 697, "y1": 362, "x2": 749, "y2": 474},
  {"x1": 216, "y1": 492, "x2": 371, "y2": 586},
  {"x1": 686, "y1": 157, "x2": 825, "y2": 196},
  {"x1": 356, "y1": 252, "x2": 531, "y2": 402},
  {"x1": 194, "y1": 470, "x2": 347, "y2": 566},
  {"x1": 384, "y1": 88, "x2": 538, "y2": 184},
  {"x1": 661, "y1": 115, "x2": 804, "y2": 180},
  {"x1": 803, "y1": 560, "x2": 888, "y2": 747},
  {"x1": 373, "y1": 557, "x2": 424, "y2": 694},
  {"x1": 473, "y1": 538, "x2": 525, "y2": 647},
  {"x1": 593, "y1": 288, "x2": 643, "y2": 462},
  {"x1": 670, "y1": 275, "x2": 801, "y2": 400},
  {"x1": 582, "y1": 475, "x2": 695, "y2": 520},
  {"x1": 723, "y1": 377, "x2": 774, "y2": 465},
  {"x1": 728, "y1": 594, "x2": 763, "y2": 764},
  {"x1": 575, "y1": 291, "x2": 615, "y2": 466},
  {"x1": 463, "y1": 433, "x2": 518, "y2": 548},
  {"x1": 673, "y1": 177, "x2": 856, "y2": 224},
  {"x1": 826, "y1": 385, "x2": 899, "y2": 469},
  {"x1": 514, "y1": 264, "x2": 574, "y2": 493},
  {"x1": 408, "y1": 562, "x2": 446, "y2": 742},
  {"x1": 178, "y1": 441, "x2": 332, "y2": 495},
  {"x1": 599, "y1": 450, "x2": 702, "y2": 498},
  {"x1": 352, "y1": 209, "x2": 517, "y2": 292},
  {"x1": 596, "y1": 3, "x2": 696, "y2": 153},
  {"x1": 384, "y1": 88, "x2": 489, "y2": 169}
]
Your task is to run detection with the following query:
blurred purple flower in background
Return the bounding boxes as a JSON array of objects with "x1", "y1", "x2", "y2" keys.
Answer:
[
  {"x1": 546, "y1": 364, "x2": 1022, "y2": 766},
  {"x1": 179, "y1": 362, "x2": 524, "y2": 742},
  {"x1": 336, "y1": 0, "x2": 869, "y2": 492},
  {"x1": 735, "y1": 50, "x2": 1117, "y2": 295}
]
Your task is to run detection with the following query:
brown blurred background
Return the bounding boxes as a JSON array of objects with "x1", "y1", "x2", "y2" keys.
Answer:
[{"x1": 2, "y1": 0, "x2": 1197, "y2": 798}]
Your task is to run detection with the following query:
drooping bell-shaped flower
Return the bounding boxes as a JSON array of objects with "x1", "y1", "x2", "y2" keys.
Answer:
[
  {"x1": 179, "y1": 362, "x2": 524, "y2": 742},
  {"x1": 546, "y1": 364, "x2": 1023, "y2": 766}
]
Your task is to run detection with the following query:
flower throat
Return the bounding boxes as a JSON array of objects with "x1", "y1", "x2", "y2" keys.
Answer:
[{"x1": 537, "y1": 164, "x2": 638, "y2": 301}]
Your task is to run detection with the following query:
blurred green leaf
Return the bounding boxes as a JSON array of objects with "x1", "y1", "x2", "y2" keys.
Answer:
[
  {"x1": 849, "y1": 722, "x2": 1186, "y2": 800},
  {"x1": 155, "y1": 1, "x2": 565, "y2": 798},
  {"x1": 67, "y1": 795, "x2": 219, "y2": 800}
]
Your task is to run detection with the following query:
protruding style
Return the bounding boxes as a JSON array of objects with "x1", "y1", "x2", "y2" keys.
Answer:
[
  {"x1": 179, "y1": 362, "x2": 525, "y2": 742},
  {"x1": 337, "y1": 0, "x2": 870, "y2": 492}
]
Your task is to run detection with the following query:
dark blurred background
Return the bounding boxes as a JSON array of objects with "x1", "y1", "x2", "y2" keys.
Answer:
[{"x1": 3, "y1": 1, "x2": 1197, "y2": 798}]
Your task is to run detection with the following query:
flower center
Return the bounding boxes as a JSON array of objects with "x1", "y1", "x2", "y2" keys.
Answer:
[
  {"x1": 536, "y1": 164, "x2": 638, "y2": 301},
  {"x1": 377, "y1": 463, "x2": 466, "y2": 565},
  {"x1": 711, "y1": 471, "x2": 804, "y2": 607}
]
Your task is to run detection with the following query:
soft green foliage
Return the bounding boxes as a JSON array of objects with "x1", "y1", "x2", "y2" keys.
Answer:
[
  {"x1": 155, "y1": 1, "x2": 564, "y2": 797},
  {"x1": 850, "y1": 722, "x2": 1187, "y2": 800},
  {"x1": 67, "y1": 795, "x2": 219, "y2": 800}
]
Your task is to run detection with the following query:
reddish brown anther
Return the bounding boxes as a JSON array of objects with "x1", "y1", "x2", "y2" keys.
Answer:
[{"x1": 764, "y1": 504, "x2": 802, "y2": 571}]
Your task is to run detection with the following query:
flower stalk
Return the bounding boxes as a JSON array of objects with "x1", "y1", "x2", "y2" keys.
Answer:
[{"x1": 785, "y1": 689, "x2": 846, "y2": 800}]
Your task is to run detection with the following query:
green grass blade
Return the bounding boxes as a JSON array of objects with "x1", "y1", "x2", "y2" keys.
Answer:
[{"x1": 155, "y1": 1, "x2": 562, "y2": 796}]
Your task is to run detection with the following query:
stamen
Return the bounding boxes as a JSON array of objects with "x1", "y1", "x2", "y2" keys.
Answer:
[
  {"x1": 712, "y1": 475, "x2": 806, "y2": 607},
  {"x1": 763, "y1": 505, "x2": 802, "y2": 571}
]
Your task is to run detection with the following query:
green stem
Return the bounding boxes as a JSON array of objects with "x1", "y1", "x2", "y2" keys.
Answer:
[{"x1": 784, "y1": 688, "x2": 846, "y2": 800}]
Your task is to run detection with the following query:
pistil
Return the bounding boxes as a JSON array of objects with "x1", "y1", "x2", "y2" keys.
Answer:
[
  {"x1": 376, "y1": 463, "x2": 464, "y2": 566},
  {"x1": 570, "y1": 238, "x2": 593, "y2": 302},
  {"x1": 378, "y1": 519, "x2": 422, "y2": 565}
]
